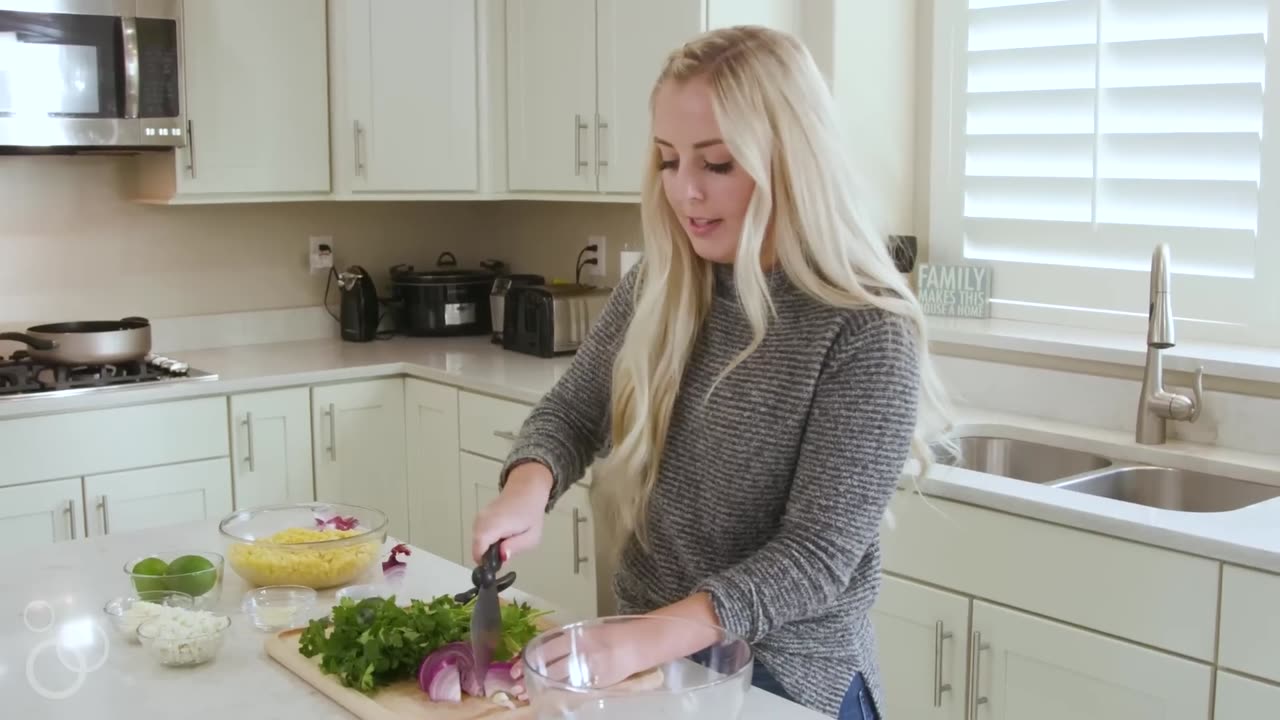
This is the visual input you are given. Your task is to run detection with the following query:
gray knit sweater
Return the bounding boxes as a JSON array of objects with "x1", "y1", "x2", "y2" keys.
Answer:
[{"x1": 502, "y1": 263, "x2": 920, "y2": 717}]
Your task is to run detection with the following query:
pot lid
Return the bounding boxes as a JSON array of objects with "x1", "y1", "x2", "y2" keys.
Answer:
[{"x1": 389, "y1": 265, "x2": 495, "y2": 285}]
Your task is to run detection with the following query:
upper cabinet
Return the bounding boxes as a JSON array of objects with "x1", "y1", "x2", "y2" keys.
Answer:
[
  {"x1": 329, "y1": 0, "x2": 480, "y2": 195},
  {"x1": 135, "y1": 0, "x2": 331, "y2": 201},
  {"x1": 505, "y1": 0, "x2": 799, "y2": 197}
]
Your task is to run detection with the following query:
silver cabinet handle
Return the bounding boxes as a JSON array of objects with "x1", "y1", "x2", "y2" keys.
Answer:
[
  {"x1": 121, "y1": 18, "x2": 139, "y2": 119},
  {"x1": 98, "y1": 496, "x2": 110, "y2": 535},
  {"x1": 325, "y1": 403, "x2": 337, "y2": 461},
  {"x1": 493, "y1": 430, "x2": 519, "y2": 442},
  {"x1": 574, "y1": 114, "x2": 589, "y2": 176},
  {"x1": 572, "y1": 508, "x2": 589, "y2": 574},
  {"x1": 353, "y1": 120, "x2": 365, "y2": 176},
  {"x1": 242, "y1": 412, "x2": 256, "y2": 472},
  {"x1": 185, "y1": 120, "x2": 196, "y2": 177},
  {"x1": 969, "y1": 630, "x2": 990, "y2": 717},
  {"x1": 933, "y1": 621, "x2": 953, "y2": 707},
  {"x1": 595, "y1": 113, "x2": 609, "y2": 171},
  {"x1": 64, "y1": 499, "x2": 77, "y2": 540}
]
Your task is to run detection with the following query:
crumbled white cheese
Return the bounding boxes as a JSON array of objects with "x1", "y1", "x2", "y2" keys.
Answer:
[{"x1": 137, "y1": 605, "x2": 228, "y2": 666}]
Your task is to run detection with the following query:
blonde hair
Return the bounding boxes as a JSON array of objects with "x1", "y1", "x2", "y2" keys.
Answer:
[{"x1": 591, "y1": 25, "x2": 953, "y2": 553}]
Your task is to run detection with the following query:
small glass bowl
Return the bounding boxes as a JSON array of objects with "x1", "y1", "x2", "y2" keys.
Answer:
[
  {"x1": 136, "y1": 613, "x2": 232, "y2": 668},
  {"x1": 103, "y1": 590, "x2": 195, "y2": 644},
  {"x1": 241, "y1": 585, "x2": 318, "y2": 632}
]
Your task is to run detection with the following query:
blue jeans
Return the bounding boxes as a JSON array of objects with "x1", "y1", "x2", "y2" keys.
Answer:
[{"x1": 752, "y1": 662, "x2": 880, "y2": 720}]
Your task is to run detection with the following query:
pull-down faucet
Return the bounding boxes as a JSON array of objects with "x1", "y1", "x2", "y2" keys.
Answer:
[{"x1": 1135, "y1": 244, "x2": 1204, "y2": 444}]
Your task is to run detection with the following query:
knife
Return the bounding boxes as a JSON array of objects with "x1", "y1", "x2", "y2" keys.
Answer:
[{"x1": 468, "y1": 543, "x2": 506, "y2": 695}]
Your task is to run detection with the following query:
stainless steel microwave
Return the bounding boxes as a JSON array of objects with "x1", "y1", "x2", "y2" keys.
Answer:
[{"x1": 0, "y1": 0, "x2": 183, "y2": 151}]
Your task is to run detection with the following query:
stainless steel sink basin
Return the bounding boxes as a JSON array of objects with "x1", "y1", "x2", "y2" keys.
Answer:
[
  {"x1": 938, "y1": 436, "x2": 1113, "y2": 484},
  {"x1": 1053, "y1": 467, "x2": 1280, "y2": 512}
]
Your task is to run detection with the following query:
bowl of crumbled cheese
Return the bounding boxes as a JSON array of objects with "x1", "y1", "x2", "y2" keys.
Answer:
[
  {"x1": 219, "y1": 502, "x2": 388, "y2": 590},
  {"x1": 135, "y1": 605, "x2": 231, "y2": 667},
  {"x1": 103, "y1": 590, "x2": 196, "y2": 643}
]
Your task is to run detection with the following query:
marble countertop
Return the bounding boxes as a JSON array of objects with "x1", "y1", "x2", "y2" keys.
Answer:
[
  {"x1": 3, "y1": 334, "x2": 1278, "y2": 573},
  {"x1": 0, "y1": 520, "x2": 822, "y2": 719}
]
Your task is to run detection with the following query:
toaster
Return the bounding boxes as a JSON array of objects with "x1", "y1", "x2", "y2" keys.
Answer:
[{"x1": 502, "y1": 284, "x2": 613, "y2": 358}]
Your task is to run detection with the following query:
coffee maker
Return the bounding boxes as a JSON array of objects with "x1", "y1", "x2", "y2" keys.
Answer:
[{"x1": 338, "y1": 266, "x2": 379, "y2": 342}]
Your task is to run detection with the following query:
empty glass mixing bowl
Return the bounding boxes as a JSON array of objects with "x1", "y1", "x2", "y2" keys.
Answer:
[{"x1": 521, "y1": 615, "x2": 753, "y2": 720}]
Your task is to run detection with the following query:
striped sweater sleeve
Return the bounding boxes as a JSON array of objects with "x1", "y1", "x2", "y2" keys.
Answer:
[
  {"x1": 500, "y1": 267, "x2": 639, "y2": 508},
  {"x1": 697, "y1": 315, "x2": 920, "y2": 642}
]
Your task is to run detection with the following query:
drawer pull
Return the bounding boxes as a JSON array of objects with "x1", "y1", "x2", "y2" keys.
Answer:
[
  {"x1": 65, "y1": 499, "x2": 77, "y2": 540},
  {"x1": 934, "y1": 620, "x2": 953, "y2": 707},
  {"x1": 493, "y1": 430, "x2": 519, "y2": 442},
  {"x1": 572, "y1": 508, "x2": 588, "y2": 575},
  {"x1": 969, "y1": 630, "x2": 990, "y2": 716},
  {"x1": 98, "y1": 495, "x2": 110, "y2": 535},
  {"x1": 242, "y1": 412, "x2": 256, "y2": 472}
]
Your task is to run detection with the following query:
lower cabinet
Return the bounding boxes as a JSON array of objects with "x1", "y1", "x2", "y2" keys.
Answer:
[
  {"x1": 1214, "y1": 671, "x2": 1280, "y2": 720},
  {"x1": 405, "y1": 378, "x2": 463, "y2": 564},
  {"x1": 313, "y1": 378, "x2": 410, "y2": 540},
  {"x1": 84, "y1": 458, "x2": 234, "y2": 537},
  {"x1": 969, "y1": 601, "x2": 1212, "y2": 720},
  {"x1": 0, "y1": 478, "x2": 84, "y2": 550},
  {"x1": 459, "y1": 451, "x2": 597, "y2": 620},
  {"x1": 230, "y1": 387, "x2": 315, "y2": 509},
  {"x1": 869, "y1": 576, "x2": 969, "y2": 720}
]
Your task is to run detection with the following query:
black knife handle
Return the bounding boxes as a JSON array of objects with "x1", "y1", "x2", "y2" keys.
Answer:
[
  {"x1": 453, "y1": 571, "x2": 516, "y2": 604},
  {"x1": 472, "y1": 543, "x2": 503, "y2": 589}
]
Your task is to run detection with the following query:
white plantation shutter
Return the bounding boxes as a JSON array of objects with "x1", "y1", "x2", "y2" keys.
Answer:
[{"x1": 930, "y1": 0, "x2": 1280, "y2": 344}]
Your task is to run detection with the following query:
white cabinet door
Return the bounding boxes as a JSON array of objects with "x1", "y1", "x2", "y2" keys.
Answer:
[
  {"x1": 595, "y1": 0, "x2": 703, "y2": 194},
  {"x1": 230, "y1": 388, "x2": 314, "y2": 509},
  {"x1": 1215, "y1": 671, "x2": 1280, "y2": 720},
  {"x1": 970, "y1": 601, "x2": 1212, "y2": 720},
  {"x1": 85, "y1": 459, "x2": 233, "y2": 537},
  {"x1": 313, "y1": 379, "x2": 409, "y2": 541},
  {"x1": 460, "y1": 452, "x2": 596, "y2": 621},
  {"x1": 505, "y1": 0, "x2": 597, "y2": 192},
  {"x1": 869, "y1": 575, "x2": 968, "y2": 720},
  {"x1": 0, "y1": 479, "x2": 83, "y2": 550},
  {"x1": 332, "y1": 0, "x2": 478, "y2": 193},
  {"x1": 178, "y1": 0, "x2": 330, "y2": 195},
  {"x1": 405, "y1": 379, "x2": 462, "y2": 564}
]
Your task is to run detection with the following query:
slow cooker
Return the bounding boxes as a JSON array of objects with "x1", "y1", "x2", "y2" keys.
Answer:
[{"x1": 389, "y1": 253, "x2": 499, "y2": 336}]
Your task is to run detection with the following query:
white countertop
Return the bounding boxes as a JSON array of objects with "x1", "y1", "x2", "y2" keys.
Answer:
[
  {"x1": 0, "y1": 520, "x2": 822, "y2": 719},
  {"x1": 3, "y1": 334, "x2": 1279, "y2": 574}
]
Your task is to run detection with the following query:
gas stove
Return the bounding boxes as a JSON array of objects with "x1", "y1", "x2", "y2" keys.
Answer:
[{"x1": 0, "y1": 352, "x2": 218, "y2": 401}]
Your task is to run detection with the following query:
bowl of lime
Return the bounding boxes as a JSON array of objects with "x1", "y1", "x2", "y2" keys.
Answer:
[{"x1": 124, "y1": 552, "x2": 224, "y2": 610}]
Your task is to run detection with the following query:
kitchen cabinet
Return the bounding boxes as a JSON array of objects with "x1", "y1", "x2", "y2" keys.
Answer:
[
  {"x1": 230, "y1": 388, "x2": 315, "y2": 510},
  {"x1": 84, "y1": 459, "x2": 233, "y2": 537},
  {"x1": 0, "y1": 479, "x2": 83, "y2": 551},
  {"x1": 312, "y1": 379, "x2": 409, "y2": 541},
  {"x1": 968, "y1": 601, "x2": 1212, "y2": 720},
  {"x1": 1219, "y1": 565, "x2": 1280, "y2": 683},
  {"x1": 329, "y1": 0, "x2": 479, "y2": 194},
  {"x1": 869, "y1": 575, "x2": 968, "y2": 720},
  {"x1": 459, "y1": 452, "x2": 597, "y2": 621},
  {"x1": 404, "y1": 379, "x2": 462, "y2": 564},
  {"x1": 506, "y1": 0, "x2": 798, "y2": 196},
  {"x1": 143, "y1": 0, "x2": 330, "y2": 199},
  {"x1": 1214, "y1": 671, "x2": 1280, "y2": 720}
]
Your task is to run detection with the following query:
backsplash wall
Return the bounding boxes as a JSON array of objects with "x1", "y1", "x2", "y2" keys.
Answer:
[{"x1": 0, "y1": 155, "x2": 490, "y2": 330}]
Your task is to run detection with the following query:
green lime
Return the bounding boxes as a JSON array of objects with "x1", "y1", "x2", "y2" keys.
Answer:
[
  {"x1": 131, "y1": 557, "x2": 169, "y2": 593},
  {"x1": 164, "y1": 554, "x2": 217, "y2": 597}
]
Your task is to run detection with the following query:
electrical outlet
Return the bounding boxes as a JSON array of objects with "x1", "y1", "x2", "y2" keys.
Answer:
[
  {"x1": 585, "y1": 235, "x2": 606, "y2": 277},
  {"x1": 309, "y1": 236, "x2": 334, "y2": 274}
]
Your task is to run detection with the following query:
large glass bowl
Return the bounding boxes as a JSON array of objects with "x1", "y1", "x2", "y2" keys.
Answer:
[
  {"x1": 521, "y1": 615, "x2": 754, "y2": 720},
  {"x1": 218, "y1": 502, "x2": 388, "y2": 589}
]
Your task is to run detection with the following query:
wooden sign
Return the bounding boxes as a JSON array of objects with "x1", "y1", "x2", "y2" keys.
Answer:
[{"x1": 917, "y1": 264, "x2": 991, "y2": 318}]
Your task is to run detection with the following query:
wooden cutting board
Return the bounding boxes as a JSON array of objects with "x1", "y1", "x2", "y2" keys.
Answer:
[{"x1": 265, "y1": 626, "x2": 535, "y2": 720}]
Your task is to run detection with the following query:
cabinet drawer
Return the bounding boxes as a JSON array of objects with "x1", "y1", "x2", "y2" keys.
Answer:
[
  {"x1": 458, "y1": 391, "x2": 532, "y2": 461},
  {"x1": 1215, "y1": 671, "x2": 1280, "y2": 720},
  {"x1": 0, "y1": 397, "x2": 229, "y2": 488},
  {"x1": 1220, "y1": 565, "x2": 1280, "y2": 682},
  {"x1": 882, "y1": 490, "x2": 1219, "y2": 661}
]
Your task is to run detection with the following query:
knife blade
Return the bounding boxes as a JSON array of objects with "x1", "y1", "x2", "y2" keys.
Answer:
[{"x1": 470, "y1": 543, "x2": 504, "y2": 695}]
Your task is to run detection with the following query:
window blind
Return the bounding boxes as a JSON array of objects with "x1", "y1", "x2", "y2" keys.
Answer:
[{"x1": 940, "y1": 0, "x2": 1273, "y2": 338}]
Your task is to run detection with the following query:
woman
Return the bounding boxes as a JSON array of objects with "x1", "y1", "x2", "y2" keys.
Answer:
[{"x1": 471, "y1": 25, "x2": 951, "y2": 719}]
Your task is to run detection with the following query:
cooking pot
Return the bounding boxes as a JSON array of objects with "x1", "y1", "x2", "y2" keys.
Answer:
[
  {"x1": 0, "y1": 317, "x2": 152, "y2": 365},
  {"x1": 389, "y1": 253, "x2": 499, "y2": 337}
]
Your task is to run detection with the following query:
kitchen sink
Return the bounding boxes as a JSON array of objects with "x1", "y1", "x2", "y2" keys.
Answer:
[
  {"x1": 938, "y1": 435, "x2": 1113, "y2": 484},
  {"x1": 1052, "y1": 467, "x2": 1280, "y2": 513}
]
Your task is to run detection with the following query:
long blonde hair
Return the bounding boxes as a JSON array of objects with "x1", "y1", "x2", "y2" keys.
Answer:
[{"x1": 592, "y1": 25, "x2": 953, "y2": 552}]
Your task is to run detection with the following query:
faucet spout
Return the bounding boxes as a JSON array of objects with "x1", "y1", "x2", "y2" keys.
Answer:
[
  {"x1": 1147, "y1": 244, "x2": 1174, "y2": 349},
  {"x1": 1136, "y1": 244, "x2": 1204, "y2": 444}
]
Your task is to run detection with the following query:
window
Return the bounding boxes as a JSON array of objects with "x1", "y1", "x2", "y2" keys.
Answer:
[{"x1": 929, "y1": 0, "x2": 1279, "y2": 346}]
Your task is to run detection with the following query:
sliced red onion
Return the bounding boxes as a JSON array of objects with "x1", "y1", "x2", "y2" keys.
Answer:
[
  {"x1": 418, "y1": 642, "x2": 483, "y2": 701},
  {"x1": 382, "y1": 543, "x2": 411, "y2": 573},
  {"x1": 484, "y1": 660, "x2": 519, "y2": 699}
]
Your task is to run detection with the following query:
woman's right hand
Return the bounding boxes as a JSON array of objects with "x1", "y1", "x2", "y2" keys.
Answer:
[{"x1": 471, "y1": 461, "x2": 555, "y2": 564}]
